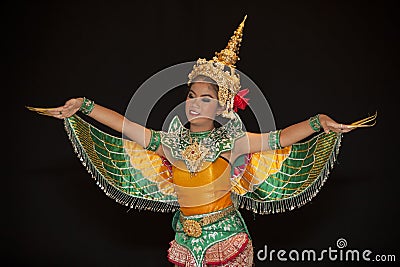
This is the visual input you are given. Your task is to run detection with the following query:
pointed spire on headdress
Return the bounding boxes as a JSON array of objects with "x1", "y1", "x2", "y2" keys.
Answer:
[{"x1": 213, "y1": 15, "x2": 247, "y2": 68}]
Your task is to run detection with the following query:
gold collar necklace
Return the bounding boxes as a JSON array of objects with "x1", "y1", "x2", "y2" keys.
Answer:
[{"x1": 181, "y1": 129, "x2": 214, "y2": 174}]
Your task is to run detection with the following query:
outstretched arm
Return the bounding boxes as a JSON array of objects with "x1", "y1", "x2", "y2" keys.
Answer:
[
  {"x1": 279, "y1": 114, "x2": 351, "y2": 147},
  {"x1": 235, "y1": 114, "x2": 352, "y2": 156},
  {"x1": 28, "y1": 97, "x2": 158, "y2": 153}
]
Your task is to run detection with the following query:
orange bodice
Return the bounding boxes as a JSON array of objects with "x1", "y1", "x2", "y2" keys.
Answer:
[{"x1": 172, "y1": 158, "x2": 233, "y2": 216}]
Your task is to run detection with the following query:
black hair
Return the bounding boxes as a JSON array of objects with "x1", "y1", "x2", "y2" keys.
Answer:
[{"x1": 188, "y1": 75, "x2": 219, "y2": 93}]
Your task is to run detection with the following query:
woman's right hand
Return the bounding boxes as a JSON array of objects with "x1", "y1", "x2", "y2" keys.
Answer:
[{"x1": 27, "y1": 97, "x2": 83, "y2": 119}]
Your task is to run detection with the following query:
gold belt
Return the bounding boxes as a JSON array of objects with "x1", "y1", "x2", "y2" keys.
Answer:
[{"x1": 179, "y1": 206, "x2": 235, "y2": 238}]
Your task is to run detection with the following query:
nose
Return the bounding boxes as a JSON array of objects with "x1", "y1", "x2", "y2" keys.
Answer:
[{"x1": 188, "y1": 97, "x2": 200, "y2": 108}]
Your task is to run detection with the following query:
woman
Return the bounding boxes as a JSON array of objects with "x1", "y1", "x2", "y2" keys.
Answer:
[{"x1": 28, "y1": 16, "x2": 374, "y2": 266}]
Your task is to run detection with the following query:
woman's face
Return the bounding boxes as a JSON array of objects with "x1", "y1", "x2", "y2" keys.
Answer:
[{"x1": 185, "y1": 82, "x2": 223, "y2": 127}]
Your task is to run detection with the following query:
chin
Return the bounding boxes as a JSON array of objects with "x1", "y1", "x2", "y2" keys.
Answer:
[{"x1": 187, "y1": 116, "x2": 213, "y2": 126}]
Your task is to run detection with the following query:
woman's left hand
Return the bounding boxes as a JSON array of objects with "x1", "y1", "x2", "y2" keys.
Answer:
[{"x1": 319, "y1": 114, "x2": 353, "y2": 134}]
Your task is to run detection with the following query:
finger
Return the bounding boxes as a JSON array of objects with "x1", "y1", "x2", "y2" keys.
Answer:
[
  {"x1": 31, "y1": 107, "x2": 63, "y2": 115},
  {"x1": 37, "y1": 111, "x2": 64, "y2": 119},
  {"x1": 37, "y1": 110, "x2": 56, "y2": 116},
  {"x1": 60, "y1": 109, "x2": 77, "y2": 118},
  {"x1": 43, "y1": 108, "x2": 65, "y2": 117},
  {"x1": 334, "y1": 123, "x2": 349, "y2": 131},
  {"x1": 45, "y1": 110, "x2": 63, "y2": 116},
  {"x1": 26, "y1": 106, "x2": 67, "y2": 119},
  {"x1": 55, "y1": 111, "x2": 66, "y2": 119},
  {"x1": 340, "y1": 124, "x2": 356, "y2": 132},
  {"x1": 60, "y1": 108, "x2": 74, "y2": 118},
  {"x1": 36, "y1": 111, "x2": 55, "y2": 117},
  {"x1": 322, "y1": 126, "x2": 331, "y2": 134},
  {"x1": 347, "y1": 123, "x2": 376, "y2": 128},
  {"x1": 338, "y1": 125, "x2": 353, "y2": 133},
  {"x1": 325, "y1": 124, "x2": 343, "y2": 133}
]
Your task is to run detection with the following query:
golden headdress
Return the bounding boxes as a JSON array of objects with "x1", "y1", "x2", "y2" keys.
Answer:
[{"x1": 188, "y1": 15, "x2": 247, "y2": 119}]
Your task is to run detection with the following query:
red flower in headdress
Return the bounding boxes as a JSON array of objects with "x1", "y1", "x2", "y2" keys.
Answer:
[{"x1": 233, "y1": 88, "x2": 250, "y2": 112}]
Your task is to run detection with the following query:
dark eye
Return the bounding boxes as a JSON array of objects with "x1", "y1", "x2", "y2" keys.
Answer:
[
  {"x1": 201, "y1": 98, "x2": 211, "y2": 103},
  {"x1": 188, "y1": 93, "x2": 194, "y2": 99}
]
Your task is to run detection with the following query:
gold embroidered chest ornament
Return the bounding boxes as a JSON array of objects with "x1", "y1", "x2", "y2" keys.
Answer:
[{"x1": 181, "y1": 131, "x2": 212, "y2": 174}]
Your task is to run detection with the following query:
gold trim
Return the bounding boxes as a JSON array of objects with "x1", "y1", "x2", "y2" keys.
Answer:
[{"x1": 179, "y1": 206, "x2": 235, "y2": 237}]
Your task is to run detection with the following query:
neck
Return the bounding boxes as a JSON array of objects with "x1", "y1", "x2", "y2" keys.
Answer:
[{"x1": 189, "y1": 121, "x2": 214, "y2": 133}]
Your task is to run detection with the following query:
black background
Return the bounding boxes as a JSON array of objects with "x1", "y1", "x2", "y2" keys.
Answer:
[{"x1": 3, "y1": 1, "x2": 398, "y2": 266}]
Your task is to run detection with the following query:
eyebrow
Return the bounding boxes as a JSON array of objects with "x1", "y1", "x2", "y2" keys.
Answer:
[{"x1": 189, "y1": 89, "x2": 216, "y2": 98}]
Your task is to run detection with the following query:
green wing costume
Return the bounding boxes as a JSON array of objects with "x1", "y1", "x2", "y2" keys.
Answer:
[
  {"x1": 65, "y1": 115, "x2": 179, "y2": 212},
  {"x1": 64, "y1": 114, "x2": 342, "y2": 215},
  {"x1": 230, "y1": 131, "x2": 341, "y2": 214}
]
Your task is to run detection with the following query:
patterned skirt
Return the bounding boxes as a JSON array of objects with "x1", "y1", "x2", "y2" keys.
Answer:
[{"x1": 167, "y1": 207, "x2": 253, "y2": 266}]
